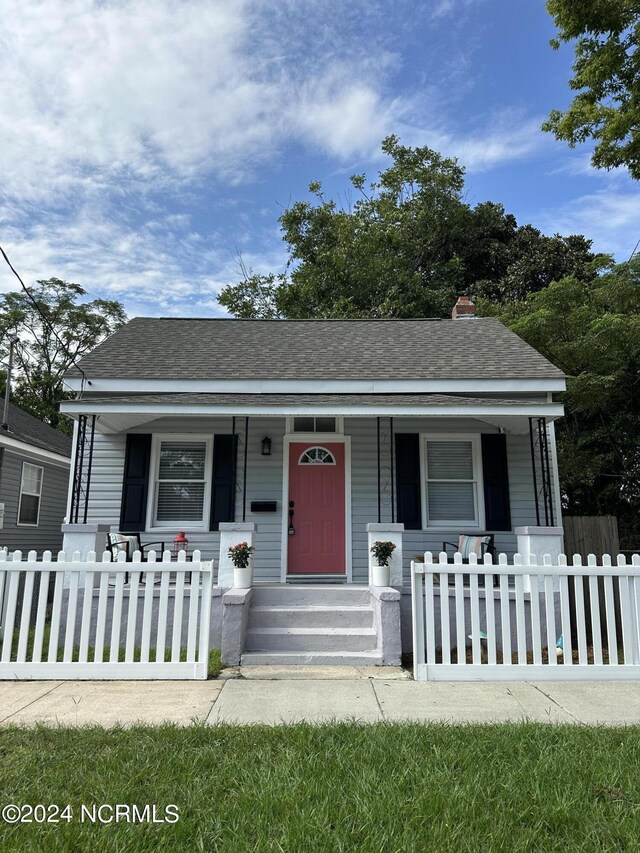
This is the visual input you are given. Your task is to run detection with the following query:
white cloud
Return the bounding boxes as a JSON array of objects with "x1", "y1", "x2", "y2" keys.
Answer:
[
  {"x1": 536, "y1": 188, "x2": 640, "y2": 260},
  {"x1": 0, "y1": 0, "x2": 551, "y2": 316},
  {"x1": 0, "y1": 205, "x2": 288, "y2": 317}
]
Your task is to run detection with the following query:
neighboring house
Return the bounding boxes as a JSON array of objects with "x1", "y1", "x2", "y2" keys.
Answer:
[
  {"x1": 58, "y1": 298, "x2": 566, "y2": 663},
  {"x1": 0, "y1": 399, "x2": 72, "y2": 554}
]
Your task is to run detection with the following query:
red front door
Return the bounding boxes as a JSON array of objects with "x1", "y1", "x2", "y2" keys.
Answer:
[{"x1": 287, "y1": 442, "x2": 346, "y2": 575}]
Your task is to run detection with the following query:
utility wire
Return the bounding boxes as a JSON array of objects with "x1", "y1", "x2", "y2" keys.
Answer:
[
  {"x1": 627, "y1": 236, "x2": 640, "y2": 263},
  {"x1": 0, "y1": 244, "x2": 89, "y2": 392}
]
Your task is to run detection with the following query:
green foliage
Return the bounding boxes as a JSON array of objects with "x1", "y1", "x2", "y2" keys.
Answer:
[
  {"x1": 2, "y1": 723, "x2": 640, "y2": 850},
  {"x1": 0, "y1": 278, "x2": 126, "y2": 431},
  {"x1": 496, "y1": 258, "x2": 640, "y2": 546},
  {"x1": 370, "y1": 540, "x2": 397, "y2": 566},
  {"x1": 219, "y1": 137, "x2": 605, "y2": 319},
  {"x1": 543, "y1": 1, "x2": 640, "y2": 177}
]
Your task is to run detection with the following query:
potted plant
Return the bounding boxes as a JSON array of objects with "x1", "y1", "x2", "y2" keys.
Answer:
[
  {"x1": 228, "y1": 541, "x2": 256, "y2": 588},
  {"x1": 370, "y1": 540, "x2": 396, "y2": 586}
]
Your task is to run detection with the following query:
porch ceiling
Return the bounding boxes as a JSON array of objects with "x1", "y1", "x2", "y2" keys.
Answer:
[{"x1": 61, "y1": 392, "x2": 563, "y2": 434}]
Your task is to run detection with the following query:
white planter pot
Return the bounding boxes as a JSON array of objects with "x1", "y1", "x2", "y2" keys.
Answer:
[
  {"x1": 371, "y1": 563, "x2": 390, "y2": 587},
  {"x1": 233, "y1": 560, "x2": 253, "y2": 588}
]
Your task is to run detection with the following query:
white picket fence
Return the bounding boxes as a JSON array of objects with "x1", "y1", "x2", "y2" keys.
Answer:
[
  {"x1": 411, "y1": 551, "x2": 640, "y2": 681},
  {"x1": 0, "y1": 549, "x2": 213, "y2": 679}
]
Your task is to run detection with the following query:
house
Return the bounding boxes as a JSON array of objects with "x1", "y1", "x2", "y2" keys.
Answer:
[
  {"x1": 58, "y1": 297, "x2": 566, "y2": 664},
  {"x1": 0, "y1": 399, "x2": 72, "y2": 554}
]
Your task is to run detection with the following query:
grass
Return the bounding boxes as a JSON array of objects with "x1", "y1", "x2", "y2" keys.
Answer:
[
  {"x1": 9, "y1": 624, "x2": 222, "y2": 679},
  {"x1": 1, "y1": 723, "x2": 639, "y2": 851}
]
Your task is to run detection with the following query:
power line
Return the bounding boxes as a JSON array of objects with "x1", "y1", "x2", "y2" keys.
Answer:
[
  {"x1": 627, "y1": 236, "x2": 640, "y2": 263},
  {"x1": 0, "y1": 244, "x2": 89, "y2": 392}
]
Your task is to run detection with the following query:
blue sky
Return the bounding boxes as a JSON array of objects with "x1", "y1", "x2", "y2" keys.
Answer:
[{"x1": 1, "y1": 0, "x2": 639, "y2": 318}]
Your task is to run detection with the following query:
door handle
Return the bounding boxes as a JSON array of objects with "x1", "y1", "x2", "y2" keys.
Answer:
[{"x1": 288, "y1": 500, "x2": 295, "y2": 535}]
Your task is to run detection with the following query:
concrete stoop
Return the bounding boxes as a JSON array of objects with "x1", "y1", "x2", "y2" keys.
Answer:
[{"x1": 240, "y1": 585, "x2": 384, "y2": 666}]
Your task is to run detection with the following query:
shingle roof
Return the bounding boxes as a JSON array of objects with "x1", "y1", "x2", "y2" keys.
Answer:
[
  {"x1": 0, "y1": 400, "x2": 72, "y2": 457},
  {"x1": 69, "y1": 317, "x2": 564, "y2": 381},
  {"x1": 77, "y1": 392, "x2": 552, "y2": 409}
]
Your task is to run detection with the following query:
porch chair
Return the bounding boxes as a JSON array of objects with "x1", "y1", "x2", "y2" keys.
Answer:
[
  {"x1": 441, "y1": 534, "x2": 498, "y2": 587},
  {"x1": 106, "y1": 532, "x2": 166, "y2": 583}
]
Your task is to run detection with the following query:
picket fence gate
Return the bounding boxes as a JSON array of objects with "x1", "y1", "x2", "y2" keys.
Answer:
[
  {"x1": 411, "y1": 551, "x2": 640, "y2": 681},
  {"x1": 0, "y1": 549, "x2": 213, "y2": 680}
]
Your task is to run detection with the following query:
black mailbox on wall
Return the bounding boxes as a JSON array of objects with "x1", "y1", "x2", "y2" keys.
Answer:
[{"x1": 250, "y1": 501, "x2": 278, "y2": 513}]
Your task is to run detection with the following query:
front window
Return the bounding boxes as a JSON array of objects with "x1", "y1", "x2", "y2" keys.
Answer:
[
  {"x1": 151, "y1": 437, "x2": 212, "y2": 527},
  {"x1": 18, "y1": 462, "x2": 43, "y2": 526},
  {"x1": 423, "y1": 436, "x2": 482, "y2": 527}
]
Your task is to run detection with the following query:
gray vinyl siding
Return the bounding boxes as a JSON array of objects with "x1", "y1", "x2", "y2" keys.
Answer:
[
  {"x1": 82, "y1": 415, "x2": 559, "y2": 584},
  {"x1": 0, "y1": 448, "x2": 70, "y2": 554}
]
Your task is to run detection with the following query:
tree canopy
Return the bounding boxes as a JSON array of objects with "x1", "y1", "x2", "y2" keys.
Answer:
[
  {"x1": 219, "y1": 136, "x2": 607, "y2": 320},
  {"x1": 0, "y1": 278, "x2": 127, "y2": 431},
  {"x1": 543, "y1": 1, "x2": 640, "y2": 178},
  {"x1": 496, "y1": 258, "x2": 640, "y2": 547}
]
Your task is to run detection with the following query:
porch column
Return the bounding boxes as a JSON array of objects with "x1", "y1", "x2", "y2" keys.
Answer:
[
  {"x1": 515, "y1": 525, "x2": 565, "y2": 593},
  {"x1": 60, "y1": 522, "x2": 111, "y2": 588},
  {"x1": 515, "y1": 526, "x2": 565, "y2": 562},
  {"x1": 218, "y1": 522, "x2": 256, "y2": 587},
  {"x1": 366, "y1": 522, "x2": 404, "y2": 586}
]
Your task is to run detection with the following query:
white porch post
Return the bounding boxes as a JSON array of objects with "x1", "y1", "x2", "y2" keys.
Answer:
[
  {"x1": 61, "y1": 523, "x2": 111, "y2": 588},
  {"x1": 515, "y1": 526, "x2": 565, "y2": 561},
  {"x1": 62, "y1": 523, "x2": 111, "y2": 561},
  {"x1": 515, "y1": 525, "x2": 565, "y2": 592},
  {"x1": 366, "y1": 522, "x2": 404, "y2": 587},
  {"x1": 218, "y1": 522, "x2": 256, "y2": 587}
]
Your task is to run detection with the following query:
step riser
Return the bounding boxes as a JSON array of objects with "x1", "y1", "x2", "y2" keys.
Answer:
[
  {"x1": 241, "y1": 652, "x2": 383, "y2": 666},
  {"x1": 249, "y1": 608, "x2": 373, "y2": 629},
  {"x1": 251, "y1": 586, "x2": 370, "y2": 606},
  {"x1": 246, "y1": 631, "x2": 377, "y2": 653}
]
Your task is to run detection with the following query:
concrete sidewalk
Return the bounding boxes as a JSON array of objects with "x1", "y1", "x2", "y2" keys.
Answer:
[{"x1": 1, "y1": 668, "x2": 639, "y2": 727}]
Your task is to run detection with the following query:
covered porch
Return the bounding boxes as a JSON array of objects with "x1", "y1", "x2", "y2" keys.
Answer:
[{"x1": 60, "y1": 393, "x2": 565, "y2": 587}]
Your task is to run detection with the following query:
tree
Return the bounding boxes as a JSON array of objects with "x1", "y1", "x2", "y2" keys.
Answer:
[
  {"x1": 0, "y1": 278, "x2": 127, "y2": 431},
  {"x1": 496, "y1": 258, "x2": 640, "y2": 547},
  {"x1": 543, "y1": 2, "x2": 640, "y2": 178},
  {"x1": 219, "y1": 136, "x2": 606, "y2": 319}
]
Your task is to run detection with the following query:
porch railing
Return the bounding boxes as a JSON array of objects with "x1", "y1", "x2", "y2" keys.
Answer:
[{"x1": 411, "y1": 551, "x2": 640, "y2": 682}]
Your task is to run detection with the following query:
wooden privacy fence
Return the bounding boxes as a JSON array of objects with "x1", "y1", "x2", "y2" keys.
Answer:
[
  {"x1": 0, "y1": 549, "x2": 213, "y2": 680},
  {"x1": 411, "y1": 551, "x2": 640, "y2": 682},
  {"x1": 563, "y1": 515, "x2": 620, "y2": 559}
]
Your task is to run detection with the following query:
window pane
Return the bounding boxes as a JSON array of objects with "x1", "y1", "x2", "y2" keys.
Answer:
[
  {"x1": 428, "y1": 482, "x2": 476, "y2": 522},
  {"x1": 19, "y1": 494, "x2": 40, "y2": 524},
  {"x1": 156, "y1": 482, "x2": 205, "y2": 521},
  {"x1": 427, "y1": 441, "x2": 473, "y2": 480},
  {"x1": 315, "y1": 417, "x2": 336, "y2": 432},
  {"x1": 158, "y1": 442, "x2": 206, "y2": 480},
  {"x1": 293, "y1": 418, "x2": 314, "y2": 432},
  {"x1": 21, "y1": 463, "x2": 43, "y2": 495}
]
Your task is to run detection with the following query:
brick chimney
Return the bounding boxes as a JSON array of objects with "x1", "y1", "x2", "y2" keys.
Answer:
[{"x1": 451, "y1": 295, "x2": 476, "y2": 319}]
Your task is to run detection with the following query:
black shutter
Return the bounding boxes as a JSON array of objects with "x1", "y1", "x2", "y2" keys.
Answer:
[
  {"x1": 395, "y1": 433, "x2": 422, "y2": 530},
  {"x1": 120, "y1": 434, "x2": 152, "y2": 532},
  {"x1": 481, "y1": 433, "x2": 511, "y2": 531},
  {"x1": 210, "y1": 434, "x2": 238, "y2": 530}
]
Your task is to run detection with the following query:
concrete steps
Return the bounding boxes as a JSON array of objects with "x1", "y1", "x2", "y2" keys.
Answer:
[
  {"x1": 241, "y1": 585, "x2": 379, "y2": 666},
  {"x1": 240, "y1": 650, "x2": 384, "y2": 666},
  {"x1": 249, "y1": 605, "x2": 373, "y2": 629},
  {"x1": 251, "y1": 584, "x2": 370, "y2": 606}
]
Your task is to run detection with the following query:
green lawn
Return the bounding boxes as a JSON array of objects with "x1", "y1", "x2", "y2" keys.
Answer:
[{"x1": 1, "y1": 723, "x2": 639, "y2": 851}]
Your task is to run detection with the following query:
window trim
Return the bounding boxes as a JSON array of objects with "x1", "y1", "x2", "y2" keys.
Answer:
[
  {"x1": 17, "y1": 461, "x2": 44, "y2": 527},
  {"x1": 419, "y1": 433, "x2": 485, "y2": 530},
  {"x1": 146, "y1": 434, "x2": 213, "y2": 531}
]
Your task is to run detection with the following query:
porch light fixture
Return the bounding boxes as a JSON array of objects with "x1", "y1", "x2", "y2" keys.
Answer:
[{"x1": 261, "y1": 436, "x2": 272, "y2": 456}]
